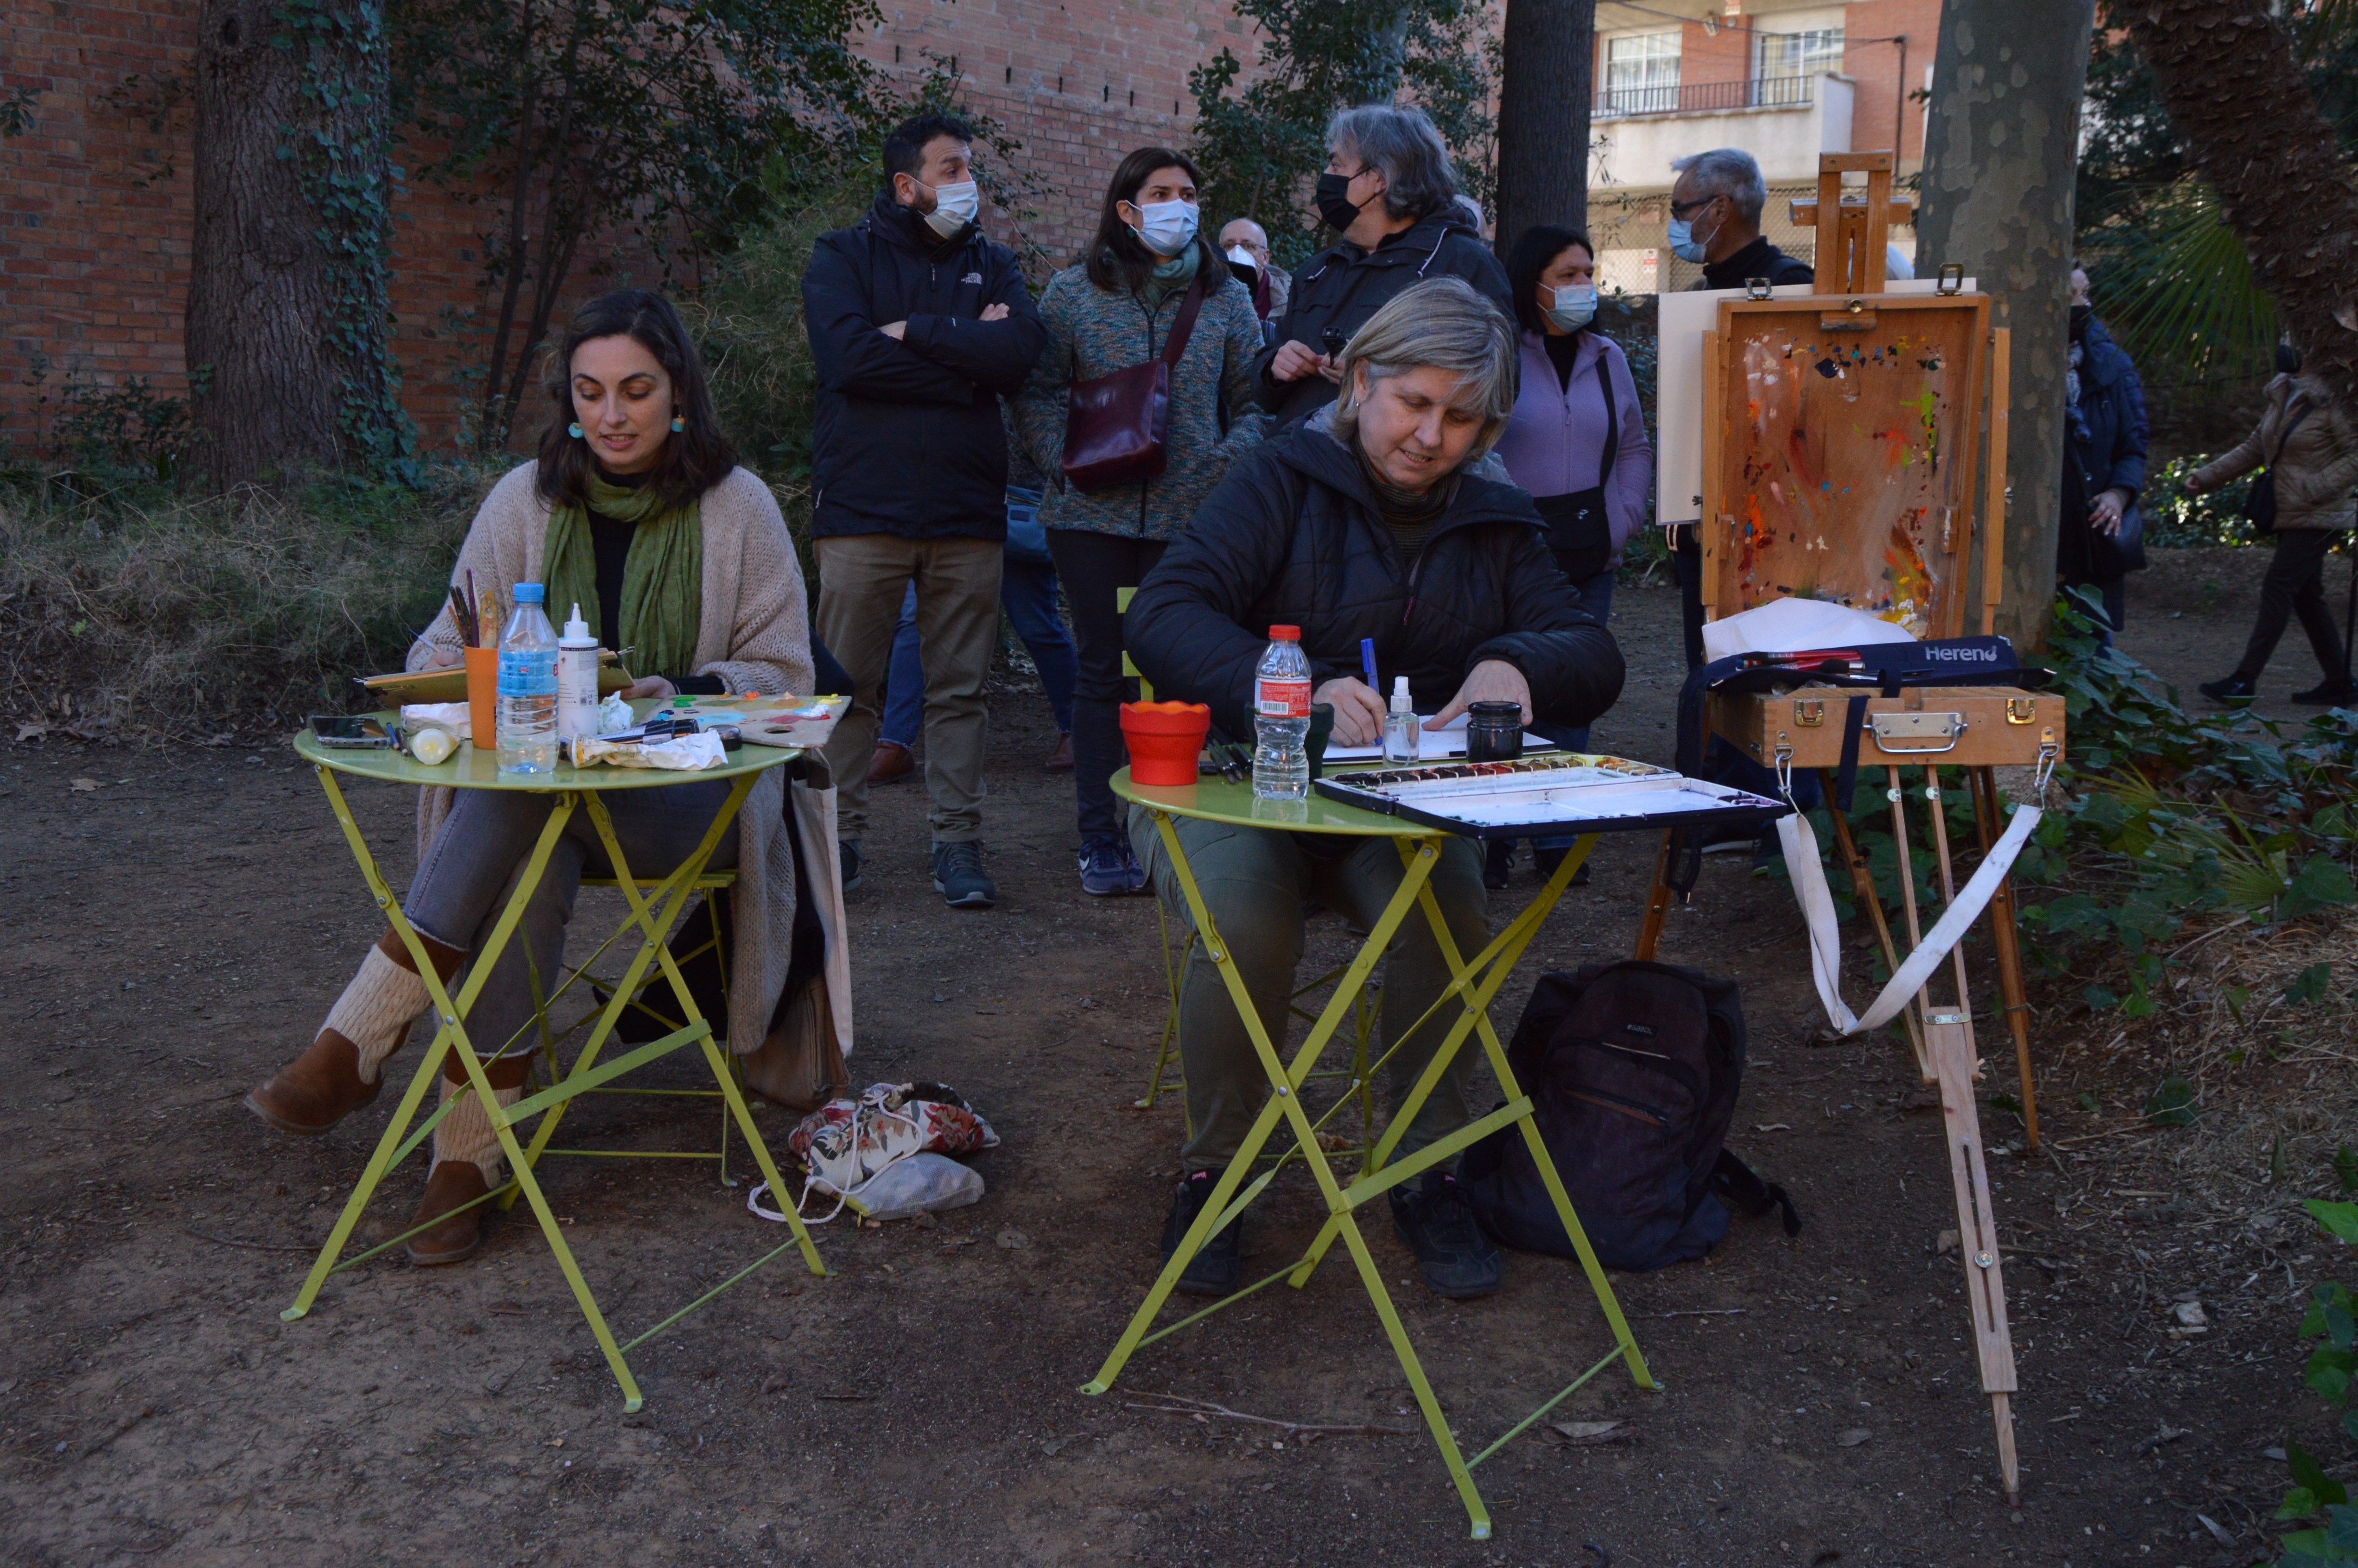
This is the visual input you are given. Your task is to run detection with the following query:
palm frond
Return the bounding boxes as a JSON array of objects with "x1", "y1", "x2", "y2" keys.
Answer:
[{"x1": 2085, "y1": 179, "x2": 2278, "y2": 385}]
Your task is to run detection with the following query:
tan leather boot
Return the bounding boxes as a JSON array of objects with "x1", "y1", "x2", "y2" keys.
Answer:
[
  {"x1": 247, "y1": 928, "x2": 465, "y2": 1136},
  {"x1": 407, "y1": 1050, "x2": 533, "y2": 1266}
]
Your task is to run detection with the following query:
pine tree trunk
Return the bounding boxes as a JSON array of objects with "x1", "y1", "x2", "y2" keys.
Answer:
[
  {"x1": 187, "y1": 0, "x2": 403, "y2": 489},
  {"x1": 2120, "y1": 1, "x2": 2358, "y2": 417},
  {"x1": 1913, "y1": 0, "x2": 2097, "y2": 652},
  {"x1": 1493, "y1": 0, "x2": 1597, "y2": 256}
]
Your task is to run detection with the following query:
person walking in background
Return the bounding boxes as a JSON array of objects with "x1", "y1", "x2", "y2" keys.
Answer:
[
  {"x1": 1259, "y1": 103, "x2": 1513, "y2": 429},
  {"x1": 1486, "y1": 224, "x2": 1651, "y2": 888},
  {"x1": 870, "y1": 462, "x2": 1079, "y2": 784},
  {"x1": 1218, "y1": 217, "x2": 1287, "y2": 328},
  {"x1": 1011, "y1": 146, "x2": 1269, "y2": 896},
  {"x1": 2192, "y1": 343, "x2": 2356, "y2": 705},
  {"x1": 802, "y1": 112, "x2": 1046, "y2": 909},
  {"x1": 2055, "y1": 263, "x2": 2149, "y2": 648}
]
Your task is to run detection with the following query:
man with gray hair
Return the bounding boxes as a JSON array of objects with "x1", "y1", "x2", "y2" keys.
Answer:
[
  {"x1": 1129, "y1": 277, "x2": 1622, "y2": 1302},
  {"x1": 1257, "y1": 102, "x2": 1514, "y2": 427},
  {"x1": 1667, "y1": 146, "x2": 1813, "y2": 291}
]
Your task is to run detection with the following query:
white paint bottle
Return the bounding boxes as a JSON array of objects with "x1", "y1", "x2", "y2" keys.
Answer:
[{"x1": 556, "y1": 602, "x2": 600, "y2": 746}]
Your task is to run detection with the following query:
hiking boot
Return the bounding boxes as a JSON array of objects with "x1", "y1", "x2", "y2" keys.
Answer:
[
  {"x1": 407, "y1": 1159, "x2": 493, "y2": 1266},
  {"x1": 1159, "y1": 1170, "x2": 1242, "y2": 1296},
  {"x1": 838, "y1": 839, "x2": 862, "y2": 891},
  {"x1": 2293, "y1": 679, "x2": 2358, "y2": 706},
  {"x1": 869, "y1": 739, "x2": 915, "y2": 784},
  {"x1": 1078, "y1": 836, "x2": 1140, "y2": 897},
  {"x1": 1390, "y1": 1170, "x2": 1503, "y2": 1299},
  {"x1": 1483, "y1": 839, "x2": 1515, "y2": 890},
  {"x1": 931, "y1": 841, "x2": 996, "y2": 909},
  {"x1": 2200, "y1": 674, "x2": 2258, "y2": 703},
  {"x1": 1044, "y1": 733, "x2": 1074, "y2": 772}
]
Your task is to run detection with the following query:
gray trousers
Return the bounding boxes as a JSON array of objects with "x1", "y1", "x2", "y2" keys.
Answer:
[
  {"x1": 406, "y1": 783, "x2": 740, "y2": 1060},
  {"x1": 1132, "y1": 805, "x2": 1490, "y2": 1173}
]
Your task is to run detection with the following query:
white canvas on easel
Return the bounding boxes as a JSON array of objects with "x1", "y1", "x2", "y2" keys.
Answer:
[{"x1": 1654, "y1": 275, "x2": 1977, "y2": 528}]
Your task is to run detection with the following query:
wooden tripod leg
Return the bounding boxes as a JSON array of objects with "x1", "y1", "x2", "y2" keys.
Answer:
[
  {"x1": 1883, "y1": 769, "x2": 1935, "y2": 1083},
  {"x1": 1634, "y1": 828, "x2": 1675, "y2": 961},
  {"x1": 1970, "y1": 767, "x2": 2040, "y2": 1151},
  {"x1": 1818, "y1": 770, "x2": 1927, "y2": 1076}
]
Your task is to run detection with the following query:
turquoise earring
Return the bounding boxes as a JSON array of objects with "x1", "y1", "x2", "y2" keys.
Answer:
[
  {"x1": 568, "y1": 422, "x2": 583, "y2": 439},
  {"x1": 670, "y1": 417, "x2": 685, "y2": 432}
]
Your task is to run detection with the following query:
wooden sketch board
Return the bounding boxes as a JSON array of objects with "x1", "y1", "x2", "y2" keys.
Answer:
[{"x1": 1703, "y1": 291, "x2": 1991, "y2": 640}]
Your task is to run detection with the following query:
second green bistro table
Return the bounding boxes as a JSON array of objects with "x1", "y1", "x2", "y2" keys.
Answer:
[
  {"x1": 1084, "y1": 767, "x2": 1657, "y2": 1540},
  {"x1": 284, "y1": 713, "x2": 828, "y2": 1412}
]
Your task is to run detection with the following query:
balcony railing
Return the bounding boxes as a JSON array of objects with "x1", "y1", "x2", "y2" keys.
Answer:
[{"x1": 1594, "y1": 74, "x2": 1817, "y2": 120}]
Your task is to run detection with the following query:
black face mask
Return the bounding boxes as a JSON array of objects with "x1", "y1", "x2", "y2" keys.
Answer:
[
  {"x1": 2068, "y1": 303, "x2": 2092, "y2": 339},
  {"x1": 1315, "y1": 171, "x2": 1367, "y2": 233},
  {"x1": 2277, "y1": 341, "x2": 2304, "y2": 376}
]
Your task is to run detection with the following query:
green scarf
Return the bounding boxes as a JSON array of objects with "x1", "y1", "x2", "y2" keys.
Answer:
[
  {"x1": 540, "y1": 473, "x2": 703, "y2": 682},
  {"x1": 1141, "y1": 243, "x2": 1202, "y2": 307}
]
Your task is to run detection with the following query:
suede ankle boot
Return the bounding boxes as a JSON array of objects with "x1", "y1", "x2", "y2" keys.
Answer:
[
  {"x1": 247, "y1": 928, "x2": 465, "y2": 1136},
  {"x1": 407, "y1": 1051, "x2": 532, "y2": 1265}
]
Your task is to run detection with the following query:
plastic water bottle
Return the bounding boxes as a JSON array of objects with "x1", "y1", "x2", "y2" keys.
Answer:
[
  {"x1": 496, "y1": 582, "x2": 560, "y2": 775},
  {"x1": 1252, "y1": 624, "x2": 1312, "y2": 801},
  {"x1": 555, "y1": 601, "x2": 600, "y2": 746}
]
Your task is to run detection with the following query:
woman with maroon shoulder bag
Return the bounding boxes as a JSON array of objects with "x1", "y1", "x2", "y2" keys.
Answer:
[{"x1": 1011, "y1": 146, "x2": 1268, "y2": 896}]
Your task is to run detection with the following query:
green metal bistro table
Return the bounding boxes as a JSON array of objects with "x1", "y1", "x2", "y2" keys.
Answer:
[
  {"x1": 1084, "y1": 768, "x2": 1656, "y2": 1539},
  {"x1": 284, "y1": 714, "x2": 827, "y2": 1411}
]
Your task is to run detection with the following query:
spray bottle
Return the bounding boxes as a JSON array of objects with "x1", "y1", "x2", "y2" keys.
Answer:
[
  {"x1": 556, "y1": 602, "x2": 600, "y2": 748},
  {"x1": 1382, "y1": 675, "x2": 1420, "y2": 764}
]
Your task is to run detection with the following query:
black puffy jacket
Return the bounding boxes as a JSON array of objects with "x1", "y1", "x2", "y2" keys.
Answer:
[
  {"x1": 1256, "y1": 215, "x2": 1515, "y2": 427},
  {"x1": 803, "y1": 195, "x2": 1047, "y2": 541},
  {"x1": 1127, "y1": 423, "x2": 1625, "y2": 744}
]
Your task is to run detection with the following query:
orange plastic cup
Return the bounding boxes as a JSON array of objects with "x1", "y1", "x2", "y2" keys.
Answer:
[
  {"x1": 464, "y1": 645, "x2": 498, "y2": 749},
  {"x1": 1121, "y1": 700, "x2": 1211, "y2": 786}
]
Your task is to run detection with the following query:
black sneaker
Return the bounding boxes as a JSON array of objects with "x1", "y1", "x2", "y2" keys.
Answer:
[
  {"x1": 2293, "y1": 679, "x2": 2358, "y2": 706},
  {"x1": 931, "y1": 841, "x2": 996, "y2": 909},
  {"x1": 2200, "y1": 674, "x2": 2257, "y2": 703},
  {"x1": 1390, "y1": 1171, "x2": 1503, "y2": 1299},
  {"x1": 1158, "y1": 1170, "x2": 1242, "y2": 1296},
  {"x1": 1483, "y1": 839, "x2": 1515, "y2": 890},
  {"x1": 838, "y1": 838, "x2": 862, "y2": 891}
]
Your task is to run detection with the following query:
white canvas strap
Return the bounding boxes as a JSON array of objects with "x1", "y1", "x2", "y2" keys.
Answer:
[{"x1": 1777, "y1": 803, "x2": 2041, "y2": 1035}]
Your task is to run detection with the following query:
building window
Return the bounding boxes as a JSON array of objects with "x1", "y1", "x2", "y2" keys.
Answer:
[
  {"x1": 1756, "y1": 25, "x2": 1844, "y2": 102},
  {"x1": 1603, "y1": 32, "x2": 1681, "y2": 117}
]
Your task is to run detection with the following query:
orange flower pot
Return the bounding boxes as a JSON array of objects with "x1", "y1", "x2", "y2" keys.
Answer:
[{"x1": 1120, "y1": 700, "x2": 1211, "y2": 786}]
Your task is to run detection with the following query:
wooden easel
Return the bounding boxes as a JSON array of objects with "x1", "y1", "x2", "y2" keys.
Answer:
[{"x1": 1635, "y1": 152, "x2": 2038, "y2": 1505}]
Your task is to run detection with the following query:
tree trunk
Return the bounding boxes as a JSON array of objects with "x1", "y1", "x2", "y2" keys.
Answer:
[
  {"x1": 1913, "y1": 0, "x2": 2097, "y2": 652},
  {"x1": 2120, "y1": 1, "x2": 2358, "y2": 418},
  {"x1": 188, "y1": 0, "x2": 403, "y2": 489},
  {"x1": 1493, "y1": 0, "x2": 1597, "y2": 256}
]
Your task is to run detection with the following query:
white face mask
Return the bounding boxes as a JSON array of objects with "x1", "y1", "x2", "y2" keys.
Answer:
[
  {"x1": 920, "y1": 177, "x2": 979, "y2": 238},
  {"x1": 1224, "y1": 244, "x2": 1259, "y2": 271},
  {"x1": 1128, "y1": 198, "x2": 1200, "y2": 259},
  {"x1": 1542, "y1": 282, "x2": 1598, "y2": 332}
]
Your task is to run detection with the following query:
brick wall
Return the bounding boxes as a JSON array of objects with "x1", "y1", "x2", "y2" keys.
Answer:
[{"x1": 1841, "y1": 0, "x2": 1940, "y2": 170}]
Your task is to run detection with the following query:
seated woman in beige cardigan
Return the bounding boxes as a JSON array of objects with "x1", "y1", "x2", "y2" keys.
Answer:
[{"x1": 245, "y1": 289, "x2": 814, "y2": 1265}]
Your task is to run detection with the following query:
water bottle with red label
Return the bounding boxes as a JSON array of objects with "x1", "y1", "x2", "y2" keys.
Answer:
[{"x1": 1252, "y1": 624, "x2": 1312, "y2": 800}]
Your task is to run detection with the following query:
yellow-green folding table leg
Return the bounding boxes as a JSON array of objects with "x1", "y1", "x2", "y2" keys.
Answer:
[{"x1": 283, "y1": 771, "x2": 577, "y2": 1323}]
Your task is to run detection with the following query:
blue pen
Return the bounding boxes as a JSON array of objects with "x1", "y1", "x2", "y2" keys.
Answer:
[{"x1": 1360, "y1": 637, "x2": 1379, "y2": 692}]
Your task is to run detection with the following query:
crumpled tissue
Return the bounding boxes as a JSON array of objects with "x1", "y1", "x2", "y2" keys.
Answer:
[{"x1": 572, "y1": 731, "x2": 727, "y2": 770}]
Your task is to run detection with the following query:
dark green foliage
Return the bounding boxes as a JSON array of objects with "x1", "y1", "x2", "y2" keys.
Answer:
[
  {"x1": 2272, "y1": 1200, "x2": 2358, "y2": 1565},
  {"x1": 1185, "y1": 0, "x2": 1497, "y2": 270}
]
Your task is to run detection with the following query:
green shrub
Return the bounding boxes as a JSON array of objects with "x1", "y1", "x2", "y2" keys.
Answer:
[
  {"x1": 2273, "y1": 1200, "x2": 2358, "y2": 1566},
  {"x1": 2145, "y1": 452, "x2": 2261, "y2": 548}
]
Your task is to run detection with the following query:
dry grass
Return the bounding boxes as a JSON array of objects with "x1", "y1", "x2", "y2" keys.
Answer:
[{"x1": 0, "y1": 467, "x2": 492, "y2": 739}]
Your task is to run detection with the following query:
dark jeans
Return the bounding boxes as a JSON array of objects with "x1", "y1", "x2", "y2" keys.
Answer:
[
  {"x1": 880, "y1": 563, "x2": 1078, "y2": 747},
  {"x1": 406, "y1": 782, "x2": 740, "y2": 1060},
  {"x1": 2235, "y1": 529, "x2": 2348, "y2": 681},
  {"x1": 1672, "y1": 525, "x2": 1705, "y2": 669},
  {"x1": 1049, "y1": 529, "x2": 1168, "y2": 845}
]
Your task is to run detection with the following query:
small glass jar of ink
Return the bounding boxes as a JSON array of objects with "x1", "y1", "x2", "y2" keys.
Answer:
[{"x1": 1463, "y1": 701, "x2": 1523, "y2": 763}]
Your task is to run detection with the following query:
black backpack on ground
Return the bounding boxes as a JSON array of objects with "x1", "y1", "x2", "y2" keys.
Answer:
[{"x1": 1462, "y1": 960, "x2": 1799, "y2": 1271}]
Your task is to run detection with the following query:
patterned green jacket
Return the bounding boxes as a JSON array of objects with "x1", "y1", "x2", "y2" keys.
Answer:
[{"x1": 1010, "y1": 259, "x2": 1269, "y2": 540}]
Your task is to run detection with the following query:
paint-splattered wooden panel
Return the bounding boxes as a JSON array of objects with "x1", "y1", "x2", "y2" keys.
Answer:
[{"x1": 1707, "y1": 296, "x2": 1990, "y2": 638}]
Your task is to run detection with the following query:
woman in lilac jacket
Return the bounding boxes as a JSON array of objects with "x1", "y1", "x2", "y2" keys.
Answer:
[{"x1": 1486, "y1": 224, "x2": 1653, "y2": 884}]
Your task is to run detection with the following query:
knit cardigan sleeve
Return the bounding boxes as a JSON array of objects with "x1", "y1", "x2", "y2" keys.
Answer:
[{"x1": 692, "y1": 468, "x2": 814, "y2": 695}]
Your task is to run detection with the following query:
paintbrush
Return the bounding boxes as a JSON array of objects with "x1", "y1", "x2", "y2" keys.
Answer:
[{"x1": 448, "y1": 584, "x2": 477, "y2": 648}]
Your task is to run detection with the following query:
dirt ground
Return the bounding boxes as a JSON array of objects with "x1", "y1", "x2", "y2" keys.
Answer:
[{"x1": 0, "y1": 556, "x2": 2339, "y2": 1565}]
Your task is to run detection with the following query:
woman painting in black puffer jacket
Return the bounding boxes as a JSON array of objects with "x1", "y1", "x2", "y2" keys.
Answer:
[{"x1": 1124, "y1": 276, "x2": 1619, "y2": 1306}]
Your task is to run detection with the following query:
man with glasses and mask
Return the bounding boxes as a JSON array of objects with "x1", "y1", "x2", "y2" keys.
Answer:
[
  {"x1": 803, "y1": 113, "x2": 1046, "y2": 909},
  {"x1": 1257, "y1": 103, "x2": 1513, "y2": 428},
  {"x1": 1666, "y1": 146, "x2": 1814, "y2": 292}
]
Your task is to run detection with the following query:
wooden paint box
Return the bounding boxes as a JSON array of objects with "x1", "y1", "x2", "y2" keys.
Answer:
[{"x1": 1708, "y1": 685, "x2": 2064, "y2": 771}]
